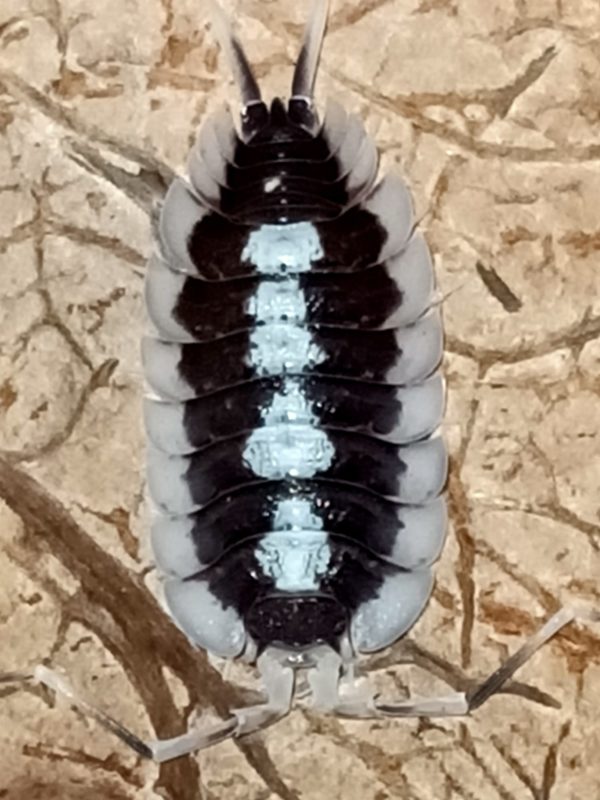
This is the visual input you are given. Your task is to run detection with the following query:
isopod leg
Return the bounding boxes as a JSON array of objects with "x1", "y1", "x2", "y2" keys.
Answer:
[
  {"x1": 0, "y1": 650, "x2": 296, "y2": 762},
  {"x1": 233, "y1": 649, "x2": 295, "y2": 737},
  {"x1": 147, "y1": 717, "x2": 238, "y2": 762},
  {"x1": 338, "y1": 605, "x2": 599, "y2": 719},
  {"x1": 0, "y1": 664, "x2": 237, "y2": 762},
  {"x1": 464, "y1": 604, "x2": 599, "y2": 712}
]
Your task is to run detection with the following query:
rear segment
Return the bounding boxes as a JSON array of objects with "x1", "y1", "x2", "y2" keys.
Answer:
[{"x1": 144, "y1": 6, "x2": 446, "y2": 660}]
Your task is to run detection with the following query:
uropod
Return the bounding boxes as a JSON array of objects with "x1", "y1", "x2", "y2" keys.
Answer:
[{"x1": 2, "y1": 0, "x2": 598, "y2": 764}]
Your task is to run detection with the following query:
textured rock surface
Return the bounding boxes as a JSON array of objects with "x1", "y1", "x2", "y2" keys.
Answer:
[{"x1": 1, "y1": 1, "x2": 599, "y2": 798}]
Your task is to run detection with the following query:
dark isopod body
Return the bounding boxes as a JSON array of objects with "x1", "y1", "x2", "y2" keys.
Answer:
[
  {"x1": 2, "y1": 0, "x2": 593, "y2": 768},
  {"x1": 143, "y1": 6, "x2": 446, "y2": 671}
]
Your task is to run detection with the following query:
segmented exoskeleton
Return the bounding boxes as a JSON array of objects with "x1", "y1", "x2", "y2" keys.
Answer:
[
  {"x1": 2, "y1": 0, "x2": 597, "y2": 765},
  {"x1": 143, "y1": 0, "x2": 447, "y2": 735}
]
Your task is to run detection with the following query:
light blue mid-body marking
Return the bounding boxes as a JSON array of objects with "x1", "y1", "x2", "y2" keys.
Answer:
[
  {"x1": 256, "y1": 530, "x2": 331, "y2": 591},
  {"x1": 258, "y1": 498, "x2": 329, "y2": 591},
  {"x1": 242, "y1": 223, "x2": 333, "y2": 592},
  {"x1": 241, "y1": 222, "x2": 323, "y2": 274}
]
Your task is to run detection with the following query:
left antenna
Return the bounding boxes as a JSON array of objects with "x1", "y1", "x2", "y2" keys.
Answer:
[{"x1": 209, "y1": 0, "x2": 262, "y2": 107}]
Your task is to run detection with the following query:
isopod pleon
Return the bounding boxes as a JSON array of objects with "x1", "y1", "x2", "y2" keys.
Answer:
[{"x1": 2, "y1": 0, "x2": 597, "y2": 764}]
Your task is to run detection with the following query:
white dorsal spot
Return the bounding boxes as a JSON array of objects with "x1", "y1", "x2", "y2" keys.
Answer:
[
  {"x1": 273, "y1": 497, "x2": 324, "y2": 530},
  {"x1": 242, "y1": 219, "x2": 333, "y2": 589},
  {"x1": 264, "y1": 176, "x2": 282, "y2": 193},
  {"x1": 244, "y1": 423, "x2": 335, "y2": 478},
  {"x1": 242, "y1": 222, "x2": 323, "y2": 274},
  {"x1": 246, "y1": 280, "x2": 308, "y2": 324},
  {"x1": 248, "y1": 323, "x2": 324, "y2": 375},
  {"x1": 256, "y1": 530, "x2": 331, "y2": 591}
]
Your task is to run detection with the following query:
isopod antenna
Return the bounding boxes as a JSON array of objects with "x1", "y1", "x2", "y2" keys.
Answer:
[
  {"x1": 291, "y1": 0, "x2": 329, "y2": 103},
  {"x1": 208, "y1": 0, "x2": 262, "y2": 108}
]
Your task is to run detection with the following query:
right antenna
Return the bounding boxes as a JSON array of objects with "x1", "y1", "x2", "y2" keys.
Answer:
[{"x1": 290, "y1": 0, "x2": 330, "y2": 101}]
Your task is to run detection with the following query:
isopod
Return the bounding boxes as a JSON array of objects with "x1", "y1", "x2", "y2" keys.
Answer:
[{"x1": 2, "y1": 0, "x2": 597, "y2": 764}]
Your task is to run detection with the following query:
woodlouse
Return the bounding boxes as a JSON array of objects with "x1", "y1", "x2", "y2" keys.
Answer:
[{"x1": 1, "y1": 0, "x2": 597, "y2": 765}]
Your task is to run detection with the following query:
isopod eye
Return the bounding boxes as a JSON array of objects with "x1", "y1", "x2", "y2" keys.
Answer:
[
  {"x1": 245, "y1": 593, "x2": 347, "y2": 651},
  {"x1": 288, "y1": 97, "x2": 318, "y2": 131},
  {"x1": 241, "y1": 101, "x2": 270, "y2": 139}
]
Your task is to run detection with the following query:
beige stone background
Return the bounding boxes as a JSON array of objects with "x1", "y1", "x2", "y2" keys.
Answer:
[{"x1": 0, "y1": 0, "x2": 599, "y2": 798}]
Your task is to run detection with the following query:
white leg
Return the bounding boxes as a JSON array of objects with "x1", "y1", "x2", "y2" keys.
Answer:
[
  {"x1": 148, "y1": 716, "x2": 238, "y2": 762},
  {"x1": 307, "y1": 646, "x2": 341, "y2": 710},
  {"x1": 233, "y1": 649, "x2": 295, "y2": 736},
  {"x1": 308, "y1": 648, "x2": 382, "y2": 716},
  {"x1": 337, "y1": 605, "x2": 599, "y2": 719},
  {"x1": 0, "y1": 650, "x2": 295, "y2": 761},
  {"x1": 373, "y1": 692, "x2": 469, "y2": 717},
  {"x1": 0, "y1": 664, "x2": 237, "y2": 762}
]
